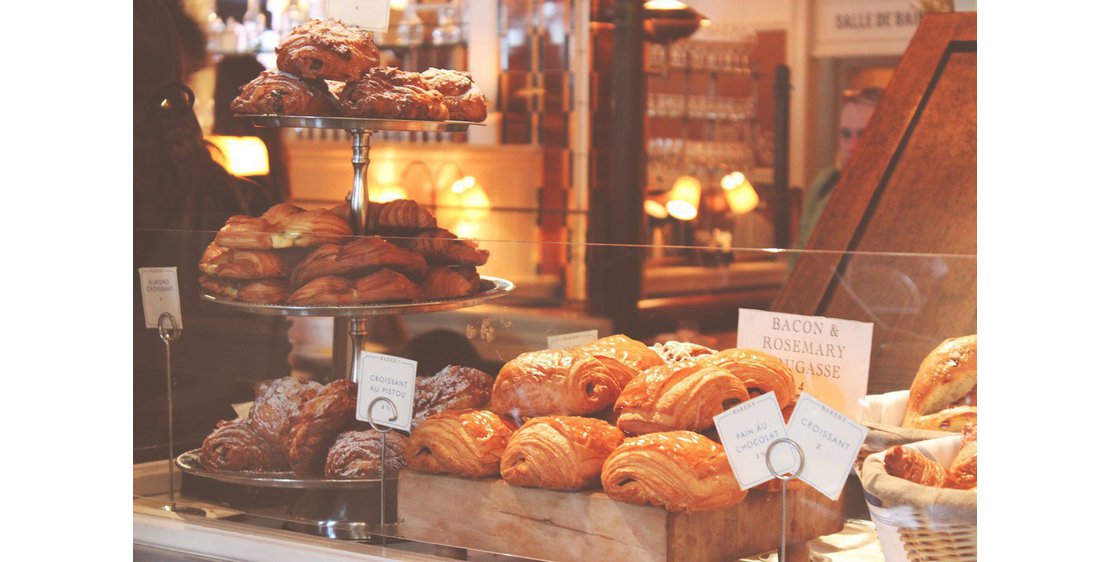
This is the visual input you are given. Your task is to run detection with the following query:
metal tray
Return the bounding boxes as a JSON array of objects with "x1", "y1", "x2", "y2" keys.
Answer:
[
  {"x1": 200, "y1": 276, "x2": 514, "y2": 317},
  {"x1": 235, "y1": 113, "x2": 484, "y2": 132},
  {"x1": 176, "y1": 449, "x2": 393, "y2": 489}
]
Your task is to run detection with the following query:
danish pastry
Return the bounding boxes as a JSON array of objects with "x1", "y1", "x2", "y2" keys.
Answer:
[
  {"x1": 391, "y1": 228, "x2": 490, "y2": 266},
  {"x1": 215, "y1": 206, "x2": 353, "y2": 250},
  {"x1": 289, "y1": 237, "x2": 427, "y2": 288},
  {"x1": 945, "y1": 424, "x2": 978, "y2": 490},
  {"x1": 287, "y1": 270, "x2": 422, "y2": 306},
  {"x1": 601, "y1": 431, "x2": 746, "y2": 512},
  {"x1": 615, "y1": 361, "x2": 750, "y2": 435},
  {"x1": 650, "y1": 340, "x2": 717, "y2": 364},
  {"x1": 366, "y1": 199, "x2": 438, "y2": 232},
  {"x1": 198, "y1": 275, "x2": 289, "y2": 304},
  {"x1": 248, "y1": 376, "x2": 324, "y2": 447},
  {"x1": 405, "y1": 409, "x2": 516, "y2": 478},
  {"x1": 420, "y1": 68, "x2": 488, "y2": 122},
  {"x1": 488, "y1": 349, "x2": 623, "y2": 419},
  {"x1": 883, "y1": 445, "x2": 948, "y2": 487},
  {"x1": 340, "y1": 67, "x2": 449, "y2": 120},
  {"x1": 230, "y1": 68, "x2": 339, "y2": 116},
  {"x1": 276, "y1": 18, "x2": 381, "y2": 82},
  {"x1": 500, "y1": 416, "x2": 624, "y2": 491}
]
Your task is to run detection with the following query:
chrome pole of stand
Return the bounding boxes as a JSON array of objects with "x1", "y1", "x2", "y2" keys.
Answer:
[
  {"x1": 765, "y1": 438, "x2": 805, "y2": 562},
  {"x1": 367, "y1": 397, "x2": 399, "y2": 544},
  {"x1": 348, "y1": 317, "x2": 369, "y2": 383},
  {"x1": 158, "y1": 313, "x2": 183, "y2": 510},
  {"x1": 349, "y1": 130, "x2": 372, "y2": 234}
]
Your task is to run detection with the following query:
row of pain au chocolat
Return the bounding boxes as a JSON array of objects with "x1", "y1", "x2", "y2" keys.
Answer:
[
  {"x1": 203, "y1": 335, "x2": 804, "y2": 514},
  {"x1": 198, "y1": 200, "x2": 489, "y2": 306}
]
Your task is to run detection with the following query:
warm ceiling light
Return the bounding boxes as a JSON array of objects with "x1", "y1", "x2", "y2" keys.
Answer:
[
  {"x1": 643, "y1": 0, "x2": 707, "y2": 44},
  {"x1": 666, "y1": 175, "x2": 701, "y2": 221},
  {"x1": 721, "y1": 172, "x2": 759, "y2": 214},
  {"x1": 441, "y1": 175, "x2": 491, "y2": 222},
  {"x1": 644, "y1": 198, "x2": 669, "y2": 219},
  {"x1": 206, "y1": 136, "x2": 269, "y2": 176}
]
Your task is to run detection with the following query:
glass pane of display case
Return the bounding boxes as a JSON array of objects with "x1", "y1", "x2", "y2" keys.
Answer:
[{"x1": 134, "y1": 223, "x2": 975, "y2": 561}]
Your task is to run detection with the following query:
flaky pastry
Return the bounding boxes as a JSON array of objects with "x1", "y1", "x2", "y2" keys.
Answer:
[
  {"x1": 615, "y1": 361, "x2": 750, "y2": 435},
  {"x1": 500, "y1": 416, "x2": 624, "y2": 491},
  {"x1": 405, "y1": 409, "x2": 516, "y2": 478}
]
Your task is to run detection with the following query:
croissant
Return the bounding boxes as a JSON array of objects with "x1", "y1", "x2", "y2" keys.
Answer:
[
  {"x1": 391, "y1": 228, "x2": 490, "y2": 266},
  {"x1": 488, "y1": 349, "x2": 623, "y2": 419},
  {"x1": 215, "y1": 206, "x2": 353, "y2": 250},
  {"x1": 198, "y1": 275, "x2": 289, "y2": 304},
  {"x1": 325, "y1": 430, "x2": 408, "y2": 479},
  {"x1": 500, "y1": 416, "x2": 624, "y2": 491},
  {"x1": 200, "y1": 419, "x2": 288, "y2": 471},
  {"x1": 903, "y1": 335, "x2": 977, "y2": 428},
  {"x1": 352, "y1": 268, "x2": 423, "y2": 303},
  {"x1": 421, "y1": 266, "x2": 481, "y2": 300},
  {"x1": 615, "y1": 361, "x2": 750, "y2": 436},
  {"x1": 289, "y1": 237, "x2": 428, "y2": 287},
  {"x1": 247, "y1": 376, "x2": 324, "y2": 448},
  {"x1": 287, "y1": 275, "x2": 360, "y2": 306},
  {"x1": 413, "y1": 365, "x2": 495, "y2": 428},
  {"x1": 696, "y1": 348, "x2": 798, "y2": 410},
  {"x1": 367, "y1": 199, "x2": 438, "y2": 231},
  {"x1": 275, "y1": 18, "x2": 381, "y2": 82},
  {"x1": 883, "y1": 445, "x2": 948, "y2": 487},
  {"x1": 601, "y1": 431, "x2": 747, "y2": 513},
  {"x1": 198, "y1": 242, "x2": 289, "y2": 280},
  {"x1": 575, "y1": 334, "x2": 665, "y2": 388},
  {"x1": 405, "y1": 409, "x2": 516, "y2": 478},
  {"x1": 650, "y1": 340, "x2": 718, "y2": 364},
  {"x1": 945, "y1": 424, "x2": 977, "y2": 490},
  {"x1": 282, "y1": 379, "x2": 358, "y2": 476}
]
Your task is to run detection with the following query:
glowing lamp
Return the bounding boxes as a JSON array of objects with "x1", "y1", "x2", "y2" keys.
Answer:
[
  {"x1": 666, "y1": 175, "x2": 701, "y2": 221},
  {"x1": 720, "y1": 172, "x2": 759, "y2": 214},
  {"x1": 207, "y1": 136, "x2": 269, "y2": 176}
]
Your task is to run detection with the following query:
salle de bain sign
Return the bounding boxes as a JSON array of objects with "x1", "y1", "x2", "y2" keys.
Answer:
[{"x1": 813, "y1": 0, "x2": 924, "y2": 57}]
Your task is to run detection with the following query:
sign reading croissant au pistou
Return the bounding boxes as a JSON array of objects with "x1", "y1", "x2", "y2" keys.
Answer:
[
  {"x1": 356, "y1": 351, "x2": 418, "y2": 432},
  {"x1": 737, "y1": 309, "x2": 873, "y2": 421}
]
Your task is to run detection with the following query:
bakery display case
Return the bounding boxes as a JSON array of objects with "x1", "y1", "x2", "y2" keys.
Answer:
[{"x1": 134, "y1": 6, "x2": 977, "y2": 561}]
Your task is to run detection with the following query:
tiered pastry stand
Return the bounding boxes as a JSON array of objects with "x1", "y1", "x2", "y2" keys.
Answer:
[{"x1": 179, "y1": 115, "x2": 513, "y2": 540}]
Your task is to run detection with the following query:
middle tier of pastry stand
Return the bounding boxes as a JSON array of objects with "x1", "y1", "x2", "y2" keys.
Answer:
[{"x1": 185, "y1": 115, "x2": 513, "y2": 542}]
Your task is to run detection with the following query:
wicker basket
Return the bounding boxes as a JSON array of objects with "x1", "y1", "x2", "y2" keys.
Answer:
[{"x1": 859, "y1": 436, "x2": 976, "y2": 562}]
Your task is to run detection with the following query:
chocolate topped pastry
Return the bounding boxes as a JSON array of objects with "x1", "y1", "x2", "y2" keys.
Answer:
[
  {"x1": 276, "y1": 18, "x2": 381, "y2": 82},
  {"x1": 420, "y1": 68, "x2": 488, "y2": 122},
  {"x1": 231, "y1": 69, "x2": 340, "y2": 116},
  {"x1": 340, "y1": 67, "x2": 449, "y2": 120}
]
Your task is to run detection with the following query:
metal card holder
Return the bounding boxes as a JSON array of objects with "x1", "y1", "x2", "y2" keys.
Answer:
[
  {"x1": 157, "y1": 312, "x2": 205, "y2": 517},
  {"x1": 765, "y1": 438, "x2": 805, "y2": 562}
]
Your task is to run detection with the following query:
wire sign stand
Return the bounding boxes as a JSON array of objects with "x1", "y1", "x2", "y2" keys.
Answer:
[
  {"x1": 158, "y1": 312, "x2": 205, "y2": 517},
  {"x1": 366, "y1": 395, "x2": 399, "y2": 538},
  {"x1": 765, "y1": 437, "x2": 805, "y2": 562}
]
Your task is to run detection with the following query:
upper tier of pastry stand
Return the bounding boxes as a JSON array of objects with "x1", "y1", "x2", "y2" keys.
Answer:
[{"x1": 235, "y1": 114, "x2": 484, "y2": 236}]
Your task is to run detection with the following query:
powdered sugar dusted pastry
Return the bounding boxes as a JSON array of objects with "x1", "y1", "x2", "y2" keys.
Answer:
[
  {"x1": 420, "y1": 68, "x2": 488, "y2": 122},
  {"x1": 200, "y1": 419, "x2": 288, "y2": 471},
  {"x1": 230, "y1": 69, "x2": 339, "y2": 115},
  {"x1": 650, "y1": 340, "x2": 718, "y2": 364},
  {"x1": 413, "y1": 365, "x2": 495, "y2": 427},
  {"x1": 283, "y1": 379, "x2": 359, "y2": 476},
  {"x1": 340, "y1": 67, "x2": 449, "y2": 120},
  {"x1": 248, "y1": 376, "x2": 324, "y2": 447},
  {"x1": 325, "y1": 430, "x2": 408, "y2": 479}
]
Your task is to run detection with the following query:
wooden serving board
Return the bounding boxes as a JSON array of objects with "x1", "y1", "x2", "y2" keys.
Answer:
[{"x1": 397, "y1": 470, "x2": 844, "y2": 562}]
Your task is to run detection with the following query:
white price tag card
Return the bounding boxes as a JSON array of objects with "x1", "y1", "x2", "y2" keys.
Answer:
[
  {"x1": 714, "y1": 392, "x2": 789, "y2": 490},
  {"x1": 784, "y1": 392, "x2": 867, "y2": 501},
  {"x1": 138, "y1": 267, "x2": 183, "y2": 329},
  {"x1": 547, "y1": 329, "x2": 598, "y2": 350},
  {"x1": 326, "y1": 0, "x2": 392, "y2": 32},
  {"x1": 232, "y1": 401, "x2": 253, "y2": 420},
  {"x1": 737, "y1": 309, "x2": 873, "y2": 420},
  {"x1": 356, "y1": 351, "x2": 417, "y2": 431}
]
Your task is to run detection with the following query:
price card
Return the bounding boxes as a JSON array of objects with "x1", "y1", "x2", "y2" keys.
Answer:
[
  {"x1": 356, "y1": 351, "x2": 417, "y2": 431},
  {"x1": 326, "y1": 0, "x2": 392, "y2": 31},
  {"x1": 784, "y1": 392, "x2": 867, "y2": 501},
  {"x1": 138, "y1": 267, "x2": 183, "y2": 329},
  {"x1": 547, "y1": 329, "x2": 598, "y2": 350},
  {"x1": 232, "y1": 401, "x2": 253, "y2": 420},
  {"x1": 714, "y1": 392, "x2": 790, "y2": 490},
  {"x1": 737, "y1": 309, "x2": 873, "y2": 420}
]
